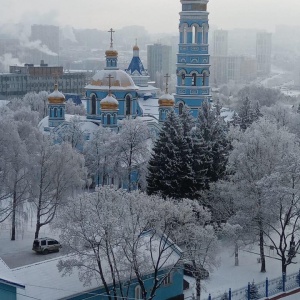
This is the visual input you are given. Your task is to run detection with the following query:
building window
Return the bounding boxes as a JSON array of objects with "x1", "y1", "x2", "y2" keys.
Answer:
[
  {"x1": 135, "y1": 285, "x2": 142, "y2": 300},
  {"x1": 192, "y1": 25, "x2": 197, "y2": 44},
  {"x1": 162, "y1": 273, "x2": 172, "y2": 285},
  {"x1": 60, "y1": 107, "x2": 63, "y2": 117},
  {"x1": 107, "y1": 114, "x2": 111, "y2": 125},
  {"x1": 181, "y1": 73, "x2": 185, "y2": 86},
  {"x1": 183, "y1": 26, "x2": 187, "y2": 44},
  {"x1": 179, "y1": 103, "x2": 184, "y2": 115},
  {"x1": 91, "y1": 95, "x2": 96, "y2": 115},
  {"x1": 192, "y1": 73, "x2": 197, "y2": 86},
  {"x1": 54, "y1": 108, "x2": 58, "y2": 117},
  {"x1": 113, "y1": 113, "x2": 117, "y2": 124},
  {"x1": 125, "y1": 94, "x2": 131, "y2": 116}
]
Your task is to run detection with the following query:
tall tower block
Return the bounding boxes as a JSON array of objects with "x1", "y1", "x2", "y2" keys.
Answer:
[{"x1": 175, "y1": 0, "x2": 211, "y2": 117}]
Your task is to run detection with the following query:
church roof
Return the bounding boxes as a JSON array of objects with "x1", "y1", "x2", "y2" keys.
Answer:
[
  {"x1": 126, "y1": 56, "x2": 146, "y2": 76},
  {"x1": 86, "y1": 69, "x2": 138, "y2": 91}
]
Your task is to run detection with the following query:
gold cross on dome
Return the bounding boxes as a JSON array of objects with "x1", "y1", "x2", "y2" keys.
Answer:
[
  {"x1": 106, "y1": 74, "x2": 114, "y2": 95},
  {"x1": 164, "y1": 73, "x2": 170, "y2": 94},
  {"x1": 108, "y1": 28, "x2": 115, "y2": 48}
]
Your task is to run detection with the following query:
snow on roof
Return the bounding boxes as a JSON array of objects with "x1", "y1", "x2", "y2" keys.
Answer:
[
  {"x1": 86, "y1": 69, "x2": 138, "y2": 91},
  {"x1": 220, "y1": 108, "x2": 235, "y2": 123},
  {"x1": 0, "y1": 257, "x2": 25, "y2": 289},
  {"x1": 13, "y1": 255, "x2": 99, "y2": 300},
  {"x1": 13, "y1": 232, "x2": 181, "y2": 300},
  {"x1": 138, "y1": 97, "x2": 159, "y2": 118}
]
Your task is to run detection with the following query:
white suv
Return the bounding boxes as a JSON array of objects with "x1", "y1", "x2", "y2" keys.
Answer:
[{"x1": 32, "y1": 237, "x2": 62, "y2": 254}]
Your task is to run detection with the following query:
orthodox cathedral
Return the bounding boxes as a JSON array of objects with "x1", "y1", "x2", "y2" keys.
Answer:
[{"x1": 40, "y1": 0, "x2": 211, "y2": 135}]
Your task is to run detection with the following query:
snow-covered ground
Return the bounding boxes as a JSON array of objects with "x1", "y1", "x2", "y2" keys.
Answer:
[{"x1": 1, "y1": 221, "x2": 300, "y2": 300}]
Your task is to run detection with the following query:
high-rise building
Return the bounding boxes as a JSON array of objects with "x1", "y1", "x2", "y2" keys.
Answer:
[
  {"x1": 147, "y1": 43, "x2": 172, "y2": 89},
  {"x1": 31, "y1": 24, "x2": 60, "y2": 54},
  {"x1": 175, "y1": 0, "x2": 211, "y2": 117},
  {"x1": 213, "y1": 30, "x2": 228, "y2": 56},
  {"x1": 256, "y1": 32, "x2": 272, "y2": 76}
]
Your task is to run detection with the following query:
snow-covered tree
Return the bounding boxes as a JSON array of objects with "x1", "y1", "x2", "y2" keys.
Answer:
[
  {"x1": 147, "y1": 110, "x2": 183, "y2": 198},
  {"x1": 196, "y1": 100, "x2": 229, "y2": 187},
  {"x1": 55, "y1": 116, "x2": 87, "y2": 149},
  {"x1": 84, "y1": 126, "x2": 116, "y2": 187},
  {"x1": 114, "y1": 118, "x2": 151, "y2": 191},
  {"x1": 249, "y1": 280, "x2": 259, "y2": 300},
  {"x1": 65, "y1": 99, "x2": 86, "y2": 116},
  {"x1": 226, "y1": 119, "x2": 297, "y2": 273},
  {"x1": 29, "y1": 139, "x2": 86, "y2": 238},
  {"x1": 53, "y1": 187, "x2": 218, "y2": 300}
]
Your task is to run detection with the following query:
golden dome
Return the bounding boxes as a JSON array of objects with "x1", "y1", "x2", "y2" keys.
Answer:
[
  {"x1": 133, "y1": 45, "x2": 139, "y2": 51},
  {"x1": 158, "y1": 94, "x2": 175, "y2": 107},
  {"x1": 105, "y1": 49, "x2": 118, "y2": 57},
  {"x1": 100, "y1": 95, "x2": 119, "y2": 110},
  {"x1": 48, "y1": 84, "x2": 65, "y2": 104}
]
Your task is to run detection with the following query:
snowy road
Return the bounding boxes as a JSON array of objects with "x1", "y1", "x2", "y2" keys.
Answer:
[{"x1": 0, "y1": 223, "x2": 66, "y2": 268}]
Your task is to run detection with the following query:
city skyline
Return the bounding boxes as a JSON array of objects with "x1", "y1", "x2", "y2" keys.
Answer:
[{"x1": 0, "y1": 0, "x2": 299, "y2": 34}]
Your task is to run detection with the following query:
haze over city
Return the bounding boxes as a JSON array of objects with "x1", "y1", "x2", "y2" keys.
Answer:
[{"x1": 0, "y1": 0, "x2": 299, "y2": 33}]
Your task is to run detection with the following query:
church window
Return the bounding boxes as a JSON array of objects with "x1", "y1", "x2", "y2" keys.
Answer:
[
  {"x1": 192, "y1": 73, "x2": 197, "y2": 86},
  {"x1": 135, "y1": 285, "x2": 142, "y2": 300},
  {"x1": 181, "y1": 73, "x2": 185, "y2": 86},
  {"x1": 183, "y1": 26, "x2": 187, "y2": 44},
  {"x1": 107, "y1": 114, "x2": 111, "y2": 125},
  {"x1": 192, "y1": 26, "x2": 197, "y2": 44},
  {"x1": 202, "y1": 26, "x2": 207, "y2": 44},
  {"x1": 202, "y1": 71, "x2": 208, "y2": 86},
  {"x1": 126, "y1": 94, "x2": 131, "y2": 116},
  {"x1": 60, "y1": 107, "x2": 63, "y2": 117},
  {"x1": 179, "y1": 103, "x2": 184, "y2": 115},
  {"x1": 54, "y1": 108, "x2": 58, "y2": 117},
  {"x1": 113, "y1": 113, "x2": 117, "y2": 124},
  {"x1": 91, "y1": 95, "x2": 96, "y2": 115}
]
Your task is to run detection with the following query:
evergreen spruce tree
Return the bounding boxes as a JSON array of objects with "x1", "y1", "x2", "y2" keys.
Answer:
[
  {"x1": 249, "y1": 280, "x2": 259, "y2": 300},
  {"x1": 239, "y1": 97, "x2": 256, "y2": 130},
  {"x1": 178, "y1": 106, "x2": 195, "y2": 199},
  {"x1": 196, "y1": 100, "x2": 229, "y2": 187},
  {"x1": 147, "y1": 110, "x2": 183, "y2": 198}
]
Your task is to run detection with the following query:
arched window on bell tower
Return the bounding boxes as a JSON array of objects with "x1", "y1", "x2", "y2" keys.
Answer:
[
  {"x1": 192, "y1": 25, "x2": 197, "y2": 44},
  {"x1": 91, "y1": 95, "x2": 96, "y2": 115},
  {"x1": 181, "y1": 73, "x2": 185, "y2": 86},
  {"x1": 183, "y1": 26, "x2": 187, "y2": 44},
  {"x1": 192, "y1": 73, "x2": 197, "y2": 86}
]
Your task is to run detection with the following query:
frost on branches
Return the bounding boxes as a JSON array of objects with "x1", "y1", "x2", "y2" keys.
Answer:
[{"x1": 53, "y1": 187, "x2": 218, "y2": 300}]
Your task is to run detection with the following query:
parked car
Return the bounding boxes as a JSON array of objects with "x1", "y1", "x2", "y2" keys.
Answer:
[{"x1": 32, "y1": 237, "x2": 62, "y2": 254}]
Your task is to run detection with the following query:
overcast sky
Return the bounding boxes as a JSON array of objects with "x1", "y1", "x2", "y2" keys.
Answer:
[{"x1": 1, "y1": 0, "x2": 299, "y2": 33}]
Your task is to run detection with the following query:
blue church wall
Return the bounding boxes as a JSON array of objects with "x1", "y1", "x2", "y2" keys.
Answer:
[
  {"x1": 65, "y1": 268, "x2": 183, "y2": 300},
  {"x1": 86, "y1": 90, "x2": 138, "y2": 120},
  {"x1": 0, "y1": 283, "x2": 17, "y2": 300}
]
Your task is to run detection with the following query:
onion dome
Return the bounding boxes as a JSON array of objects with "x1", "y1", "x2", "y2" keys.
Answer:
[
  {"x1": 88, "y1": 69, "x2": 138, "y2": 90},
  {"x1": 158, "y1": 93, "x2": 175, "y2": 107},
  {"x1": 133, "y1": 45, "x2": 139, "y2": 51},
  {"x1": 105, "y1": 48, "x2": 118, "y2": 57},
  {"x1": 48, "y1": 84, "x2": 65, "y2": 104},
  {"x1": 100, "y1": 94, "x2": 119, "y2": 110}
]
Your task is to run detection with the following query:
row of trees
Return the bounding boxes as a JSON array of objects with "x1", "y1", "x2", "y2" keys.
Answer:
[{"x1": 0, "y1": 106, "x2": 86, "y2": 239}]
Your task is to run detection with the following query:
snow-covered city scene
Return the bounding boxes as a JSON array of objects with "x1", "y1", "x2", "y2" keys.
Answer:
[{"x1": 1, "y1": 0, "x2": 300, "y2": 299}]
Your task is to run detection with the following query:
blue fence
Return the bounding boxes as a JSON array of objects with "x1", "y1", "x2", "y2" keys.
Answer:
[{"x1": 208, "y1": 270, "x2": 300, "y2": 300}]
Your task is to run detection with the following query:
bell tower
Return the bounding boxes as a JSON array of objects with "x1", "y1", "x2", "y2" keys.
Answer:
[{"x1": 175, "y1": 0, "x2": 211, "y2": 118}]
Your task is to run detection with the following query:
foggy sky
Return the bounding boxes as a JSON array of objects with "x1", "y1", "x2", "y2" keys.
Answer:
[{"x1": 1, "y1": 0, "x2": 299, "y2": 33}]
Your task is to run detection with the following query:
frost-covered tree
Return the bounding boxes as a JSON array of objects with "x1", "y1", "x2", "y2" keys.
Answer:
[
  {"x1": 249, "y1": 280, "x2": 259, "y2": 300},
  {"x1": 147, "y1": 110, "x2": 183, "y2": 198},
  {"x1": 114, "y1": 118, "x2": 150, "y2": 191},
  {"x1": 226, "y1": 119, "x2": 297, "y2": 273},
  {"x1": 196, "y1": 100, "x2": 229, "y2": 187},
  {"x1": 53, "y1": 187, "x2": 218, "y2": 300},
  {"x1": 84, "y1": 126, "x2": 116, "y2": 187},
  {"x1": 0, "y1": 117, "x2": 30, "y2": 240},
  {"x1": 65, "y1": 99, "x2": 86, "y2": 116},
  {"x1": 55, "y1": 115, "x2": 87, "y2": 149},
  {"x1": 29, "y1": 139, "x2": 86, "y2": 239}
]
